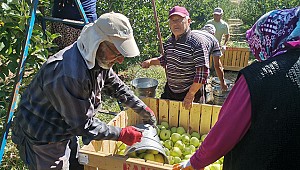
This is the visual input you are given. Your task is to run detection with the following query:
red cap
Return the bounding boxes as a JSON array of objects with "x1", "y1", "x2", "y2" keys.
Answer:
[{"x1": 169, "y1": 6, "x2": 189, "y2": 18}]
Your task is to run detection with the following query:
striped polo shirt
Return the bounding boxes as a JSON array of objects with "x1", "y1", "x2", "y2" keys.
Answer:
[{"x1": 159, "y1": 29, "x2": 221, "y2": 93}]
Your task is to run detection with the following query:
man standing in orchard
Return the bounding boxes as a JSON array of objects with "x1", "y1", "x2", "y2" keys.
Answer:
[
  {"x1": 12, "y1": 12, "x2": 156, "y2": 170},
  {"x1": 141, "y1": 6, "x2": 227, "y2": 109},
  {"x1": 206, "y1": 7, "x2": 230, "y2": 52}
]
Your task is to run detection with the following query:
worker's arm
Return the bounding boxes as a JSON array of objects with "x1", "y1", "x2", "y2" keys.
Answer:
[
  {"x1": 141, "y1": 57, "x2": 161, "y2": 68},
  {"x1": 213, "y1": 56, "x2": 228, "y2": 91},
  {"x1": 183, "y1": 82, "x2": 203, "y2": 110}
]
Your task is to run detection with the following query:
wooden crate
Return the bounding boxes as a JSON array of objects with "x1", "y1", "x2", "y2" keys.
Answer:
[
  {"x1": 210, "y1": 47, "x2": 250, "y2": 71},
  {"x1": 79, "y1": 98, "x2": 222, "y2": 170}
]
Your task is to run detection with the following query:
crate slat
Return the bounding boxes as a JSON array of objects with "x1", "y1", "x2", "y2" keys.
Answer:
[
  {"x1": 168, "y1": 100, "x2": 180, "y2": 127},
  {"x1": 200, "y1": 104, "x2": 213, "y2": 135},
  {"x1": 179, "y1": 103, "x2": 190, "y2": 132},
  {"x1": 189, "y1": 104, "x2": 201, "y2": 133},
  {"x1": 211, "y1": 105, "x2": 221, "y2": 127},
  {"x1": 159, "y1": 99, "x2": 169, "y2": 123}
]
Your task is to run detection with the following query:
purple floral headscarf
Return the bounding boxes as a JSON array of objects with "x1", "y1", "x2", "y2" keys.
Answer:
[{"x1": 246, "y1": 6, "x2": 300, "y2": 61}]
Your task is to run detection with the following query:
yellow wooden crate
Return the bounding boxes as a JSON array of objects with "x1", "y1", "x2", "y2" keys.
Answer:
[
  {"x1": 79, "y1": 97, "x2": 222, "y2": 170},
  {"x1": 210, "y1": 47, "x2": 250, "y2": 71}
]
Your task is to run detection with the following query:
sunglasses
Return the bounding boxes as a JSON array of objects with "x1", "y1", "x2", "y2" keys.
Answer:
[{"x1": 103, "y1": 41, "x2": 123, "y2": 59}]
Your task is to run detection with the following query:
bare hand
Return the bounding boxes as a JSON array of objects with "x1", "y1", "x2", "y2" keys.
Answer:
[
  {"x1": 220, "y1": 82, "x2": 228, "y2": 91},
  {"x1": 183, "y1": 93, "x2": 194, "y2": 110}
]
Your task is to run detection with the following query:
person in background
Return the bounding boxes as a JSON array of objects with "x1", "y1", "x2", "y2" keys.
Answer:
[
  {"x1": 51, "y1": 0, "x2": 97, "y2": 49},
  {"x1": 201, "y1": 24, "x2": 228, "y2": 91},
  {"x1": 206, "y1": 7, "x2": 230, "y2": 52},
  {"x1": 12, "y1": 12, "x2": 157, "y2": 170},
  {"x1": 141, "y1": 6, "x2": 227, "y2": 110},
  {"x1": 173, "y1": 6, "x2": 300, "y2": 170}
]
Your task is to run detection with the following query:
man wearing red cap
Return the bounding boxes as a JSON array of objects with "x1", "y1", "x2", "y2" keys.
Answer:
[{"x1": 142, "y1": 6, "x2": 227, "y2": 109}]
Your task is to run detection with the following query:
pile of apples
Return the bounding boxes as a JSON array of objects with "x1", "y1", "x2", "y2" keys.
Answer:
[{"x1": 116, "y1": 122, "x2": 223, "y2": 170}]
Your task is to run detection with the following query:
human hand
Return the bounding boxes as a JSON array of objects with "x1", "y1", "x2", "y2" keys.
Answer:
[
  {"x1": 221, "y1": 45, "x2": 226, "y2": 53},
  {"x1": 173, "y1": 160, "x2": 193, "y2": 170},
  {"x1": 142, "y1": 106, "x2": 157, "y2": 126},
  {"x1": 141, "y1": 60, "x2": 151, "y2": 68},
  {"x1": 117, "y1": 126, "x2": 143, "y2": 146},
  {"x1": 183, "y1": 93, "x2": 194, "y2": 110},
  {"x1": 220, "y1": 81, "x2": 228, "y2": 91}
]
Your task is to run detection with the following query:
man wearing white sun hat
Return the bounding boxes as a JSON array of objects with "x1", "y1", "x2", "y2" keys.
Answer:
[{"x1": 12, "y1": 12, "x2": 157, "y2": 170}]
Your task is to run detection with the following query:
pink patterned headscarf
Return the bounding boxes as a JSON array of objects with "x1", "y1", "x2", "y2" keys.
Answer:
[{"x1": 246, "y1": 6, "x2": 300, "y2": 61}]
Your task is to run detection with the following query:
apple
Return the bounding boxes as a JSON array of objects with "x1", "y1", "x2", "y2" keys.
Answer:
[
  {"x1": 171, "y1": 133, "x2": 181, "y2": 143},
  {"x1": 174, "y1": 140, "x2": 185, "y2": 151},
  {"x1": 170, "y1": 147, "x2": 182, "y2": 157},
  {"x1": 188, "y1": 145, "x2": 196, "y2": 152},
  {"x1": 164, "y1": 148, "x2": 170, "y2": 156},
  {"x1": 147, "y1": 150, "x2": 159, "y2": 154},
  {"x1": 181, "y1": 134, "x2": 190, "y2": 145},
  {"x1": 201, "y1": 134, "x2": 207, "y2": 141},
  {"x1": 160, "y1": 121, "x2": 169, "y2": 129},
  {"x1": 127, "y1": 151, "x2": 137, "y2": 158},
  {"x1": 116, "y1": 141, "x2": 126, "y2": 150},
  {"x1": 170, "y1": 127, "x2": 177, "y2": 134},
  {"x1": 144, "y1": 153, "x2": 155, "y2": 161},
  {"x1": 184, "y1": 154, "x2": 192, "y2": 160},
  {"x1": 160, "y1": 129, "x2": 171, "y2": 141},
  {"x1": 173, "y1": 156, "x2": 182, "y2": 164},
  {"x1": 190, "y1": 137, "x2": 200, "y2": 147},
  {"x1": 191, "y1": 131, "x2": 201, "y2": 139},
  {"x1": 157, "y1": 124, "x2": 164, "y2": 129},
  {"x1": 118, "y1": 149, "x2": 125, "y2": 155},
  {"x1": 176, "y1": 126, "x2": 186, "y2": 135},
  {"x1": 154, "y1": 153, "x2": 165, "y2": 163},
  {"x1": 168, "y1": 156, "x2": 174, "y2": 165},
  {"x1": 163, "y1": 139, "x2": 173, "y2": 149},
  {"x1": 137, "y1": 149, "x2": 146, "y2": 154},
  {"x1": 182, "y1": 147, "x2": 192, "y2": 156},
  {"x1": 209, "y1": 164, "x2": 221, "y2": 170},
  {"x1": 138, "y1": 152, "x2": 147, "y2": 159}
]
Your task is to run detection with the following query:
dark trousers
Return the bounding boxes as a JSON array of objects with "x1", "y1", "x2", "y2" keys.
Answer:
[
  {"x1": 12, "y1": 123, "x2": 83, "y2": 170},
  {"x1": 160, "y1": 83, "x2": 206, "y2": 103}
]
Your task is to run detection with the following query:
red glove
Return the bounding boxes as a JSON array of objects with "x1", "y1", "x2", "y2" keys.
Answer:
[{"x1": 117, "y1": 126, "x2": 143, "y2": 146}]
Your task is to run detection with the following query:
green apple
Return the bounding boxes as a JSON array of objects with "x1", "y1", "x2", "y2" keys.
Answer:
[
  {"x1": 209, "y1": 164, "x2": 221, "y2": 170},
  {"x1": 170, "y1": 147, "x2": 182, "y2": 157},
  {"x1": 138, "y1": 152, "x2": 147, "y2": 159},
  {"x1": 137, "y1": 149, "x2": 146, "y2": 154},
  {"x1": 127, "y1": 151, "x2": 137, "y2": 158},
  {"x1": 190, "y1": 137, "x2": 200, "y2": 147},
  {"x1": 170, "y1": 127, "x2": 177, "y2": 134},
  {"x1": 168, "y1": 156, "x2": 174, "y2": 165},
  {"x1": 182, "y1": 147, "x2": 193, "y2": 156},
  {"x1": 184, "y1": 154, "x2": 192, "y2": 160},
  {"x1": 188, "y1": 145, "x2": 196, "y2": 152},
  {"x1": 191, "y1": 131, "x2": 201, "y2": 139},
  {"x1": 201, "y1": 134, "x2": 207, "y2": 141},
  {"x1": 164, "y1": 148, "x2": 170, "y2": 156},
  {"x1": 163, "y1": 139, "x2": 173, "y2": 149},
  {"x1": 116, "y1": 141, "x2": 126, "y2": 150},
  {"x1": 171, "y1": 133, "x2": 181, "y2": 143},
  {"x1": 176, "y1": 126, "x2": 186, "y2": 135},
  {"x1": 181, "y1": 134, "x2": 190, "y2": 145},
  {"x1": 154, "y1": 153, "x2": 165, "y2": 163},
  {"x1": 157, "y1": 124, "x2": 164, "y2": 129},
  {"x1": 174, "y1": 140, "x2": 185, "y2": 151},
  {"x1": 160, "y1": 129, "x2": 171, "y2": 141},
  {"x1": 173, "y1": 156, "x2": 182, "y2": 164},
  {"x1": 160, "y1": 121, "x2": 169, "y2": 129},
  {"x1": 144, "y1": 153, "x2": 155, "y2": 161},
  {"x1": 118, "y1": 149, "x2": 125, "y2": 155},
  {"x1": 147, "y1": 150, "x2": 159, "y2": 154}
]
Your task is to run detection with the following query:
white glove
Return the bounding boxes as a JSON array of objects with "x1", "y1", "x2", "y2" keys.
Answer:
[{"x1": 180, "y1": 159, "x2": 191, "y2": 168}]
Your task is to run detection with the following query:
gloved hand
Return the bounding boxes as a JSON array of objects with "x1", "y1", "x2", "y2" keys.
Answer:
[
  {"x1": 173, "y1": 160, "x2": 193, "y2": 170},
  {"x1": 140, "y1": 106, "x2": 157, "y2": 126},
  {"x1": 117, "y1": 126, "x2": 143, "y2": 146}
]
